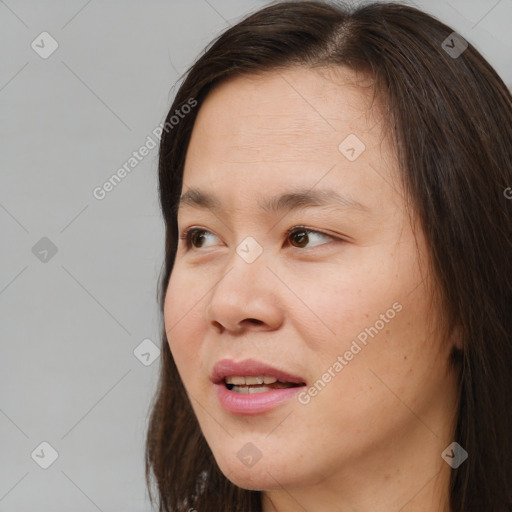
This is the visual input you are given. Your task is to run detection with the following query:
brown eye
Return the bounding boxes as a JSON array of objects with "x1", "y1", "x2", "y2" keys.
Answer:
[
  {"x1": 181, "y1": 228, "x2": 218, "y2": 250},
  {"x1": 180, "y1": 226, "x2": 335, "y2": 252},
  {"x1": 287, "y1": 227, "x2": 333, "y2": 249},
  {"x1": 289, "y1": 229, "x2": 310, "y2": 248},
  {"x1": 190, "y1": 230, "x2": 206, "y2": 248}
]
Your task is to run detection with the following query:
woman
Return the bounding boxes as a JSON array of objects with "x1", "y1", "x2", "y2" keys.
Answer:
[{"x1": 145, "y1": 1, "x2": 512, "y2": 510}]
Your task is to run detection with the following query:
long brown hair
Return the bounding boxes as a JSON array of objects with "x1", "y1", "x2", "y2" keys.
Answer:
[{"x1": 145, "y1": 2, "x2": 512, "y2": 510}]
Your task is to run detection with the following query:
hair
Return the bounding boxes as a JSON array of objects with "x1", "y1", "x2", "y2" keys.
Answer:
[{"x1": 144, "y1": 1, "x2": 512, "y2": 510}]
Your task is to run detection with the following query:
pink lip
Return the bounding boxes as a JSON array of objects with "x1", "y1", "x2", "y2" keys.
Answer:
[
  {"x1": 210, "y1": 358, "x2": 305, "y2": 385},
  {"x1": 211, "y1": 358, "x2": 306, "y2": 415}
]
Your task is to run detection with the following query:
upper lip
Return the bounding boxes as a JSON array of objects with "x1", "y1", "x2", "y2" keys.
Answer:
[{"x1": 210, "y1": 358, "x2": 306, "y2": 385}]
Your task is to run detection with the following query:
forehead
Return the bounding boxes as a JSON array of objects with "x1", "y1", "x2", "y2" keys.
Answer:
[
  {"x1": 181, "y1": 66, "x2": 398, "y2": 213},
  {"x1": 187, "y1": 67, "x2": 379, "y2": 157}
]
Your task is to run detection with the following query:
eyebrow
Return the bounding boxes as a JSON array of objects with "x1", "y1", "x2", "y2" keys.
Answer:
[{"x1": 176, "y1": 187, "x2": 371, "y2": 215}]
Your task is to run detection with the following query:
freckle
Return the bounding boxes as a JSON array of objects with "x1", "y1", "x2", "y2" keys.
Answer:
[
  {"x1": 386, "y1": 329, "x2": 390, "y2": 335},
  {"x1": 404, "y1": 356, "x2": 407, "y2": 360},
  {"x1": 365, "y1": 313, "x2": 369, "y2": 318}
]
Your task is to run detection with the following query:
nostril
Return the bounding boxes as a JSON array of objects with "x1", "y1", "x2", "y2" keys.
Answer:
[
  {"x1": 212, "y1": 318, "x2": 263, "y2": 333},
  {"x1": 212, "y1": 321, "x2": 224, "y2": 334},
  {"x1": 246, "y1": 318, "x2": 263, "y2": 326}
]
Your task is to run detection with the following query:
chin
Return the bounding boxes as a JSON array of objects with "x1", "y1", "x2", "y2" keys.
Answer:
[
  {"x1": 221, "y1": 465, "x2": 282, "y2": 491},
  {"x1": 213, "y1": 450, "x2": 305, "y2": 492}
]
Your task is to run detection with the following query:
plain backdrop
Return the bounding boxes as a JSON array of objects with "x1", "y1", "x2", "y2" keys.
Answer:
[{"x1": 1, "y1": 0, "x2": 511, "y2": 510}]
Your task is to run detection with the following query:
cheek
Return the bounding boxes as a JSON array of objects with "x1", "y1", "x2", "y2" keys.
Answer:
[
  {"x1": 292, "y1": 249, "x2": 436, "y2": 396},
  {"x1": 163, "y1": 269, "x2": 205, "y2": 383},
  {"x1": 277, "y1": 258, "x2": 396, "y2": 352}
]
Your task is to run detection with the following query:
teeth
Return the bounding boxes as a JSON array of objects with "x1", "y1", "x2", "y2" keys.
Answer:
[
  {"x1": 224, "y1": 375, "x2": 278, "y2": 385},
  {"x1": 233, "y1": 385, "x2": 273, "y2": 394},
  {"x1": 227, "y1": 382, "x2": 297, "y2": 394},
  {"x1": 245, "y1": 376, "x2": 264, "y2": 385},
  {"x1": 226, "y1": 376, "x2": 246, "y2": 385},
  {"x1": 247, "y1": 386, "x2": 272, "y2": 394}
]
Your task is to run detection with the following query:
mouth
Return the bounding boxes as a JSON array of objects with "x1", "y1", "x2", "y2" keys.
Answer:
[
  {"x1": 223, "y1": 375, "x2": 303, "y2": 394},
  {"x1": 211, "y1": 358, "x2": 307, "y2": 414}
]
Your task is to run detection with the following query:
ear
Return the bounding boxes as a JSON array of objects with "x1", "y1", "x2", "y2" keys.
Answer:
[{"x1": 450, "y1": 323, "x2": 463, "y2": 351}]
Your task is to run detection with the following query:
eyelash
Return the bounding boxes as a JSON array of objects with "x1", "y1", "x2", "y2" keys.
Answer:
[{"x1": 178, "y1": 225, "x2": 338, "y2": 252}]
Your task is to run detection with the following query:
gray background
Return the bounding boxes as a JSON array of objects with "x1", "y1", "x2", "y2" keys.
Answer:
[{"x1": 1, "y1": 0, "x2": 510, "y2": 510}]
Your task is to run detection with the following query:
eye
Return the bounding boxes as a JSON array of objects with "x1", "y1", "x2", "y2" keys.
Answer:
[
  {"x1": 285, "y1": 226, "x2": 334, "y2": 249},
  {"x1": 180, "y1": 228, "x2": 219, "y2": 250},
  {"x1": 179, "y1": 226, "x2": 335, "y2": 251}
]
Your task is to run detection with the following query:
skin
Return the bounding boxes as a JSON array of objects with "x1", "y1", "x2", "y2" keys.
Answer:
[{"x1": 164, "y1": 66, "x2": 461, "y2": 512}]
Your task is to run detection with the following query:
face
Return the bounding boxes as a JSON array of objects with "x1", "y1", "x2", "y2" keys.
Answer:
[{"x1": 164, "y1": 66, "x2": 459, "y2": 503}]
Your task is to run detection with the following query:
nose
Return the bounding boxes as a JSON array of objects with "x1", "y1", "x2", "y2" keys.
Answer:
[{"x1": 205, "y1": 253, "x2": 284, "y2": 335}]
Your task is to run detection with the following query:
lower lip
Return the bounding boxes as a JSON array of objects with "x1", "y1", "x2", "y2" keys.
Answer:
[{"x1": 214, "y1": 383, "x2": 304, "y2": 415}]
